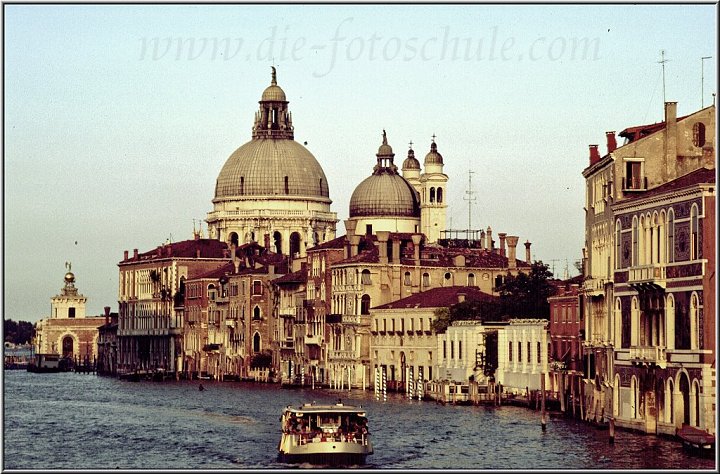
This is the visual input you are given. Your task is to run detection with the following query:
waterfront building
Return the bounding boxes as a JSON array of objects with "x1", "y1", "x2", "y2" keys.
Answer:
[
  {"x1": 96, "y1": 307, "x2": 119, "y2": 376},
  {"x1": 116, "y1": 237, "x2": 228, "y2": 375},
  {"x1": 272, "y1": 266, "x2": 308, "y2": 384},
  {"x1": 371, "y1": 286, "x2": 498, "y2": 385},
  {"x1": 206, "y1": 68, "x2": 338, "y2": 257},
  {"x1": 547, "y1": 277, "x2": 583, "y2": 410},
  {"x1": 34, "y1": 266, "x2": 106, "y2": 362},
  {"x1": 496, "y1": 319, "x2": 550, "y2": 393},
  {"x1": 581, "y1": 102, "x2": 716, "y2": 433},
  {"x1": 611, "y1": 166, "x2": 716, "y2": 435}
]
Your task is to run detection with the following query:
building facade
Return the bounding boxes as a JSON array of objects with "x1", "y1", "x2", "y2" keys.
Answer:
[{"x1": 547, "y1": 278, "x2": 583, "y2": 410}]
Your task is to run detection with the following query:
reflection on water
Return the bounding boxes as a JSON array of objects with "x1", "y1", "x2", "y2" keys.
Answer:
[{"x1": 3, "y1": 371, "x2": 716, "y2": 470}]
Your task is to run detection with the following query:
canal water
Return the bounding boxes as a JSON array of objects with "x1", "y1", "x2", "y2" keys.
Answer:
[{"x1": 2, "y1": 371, "x2": 716, "y2": 470}]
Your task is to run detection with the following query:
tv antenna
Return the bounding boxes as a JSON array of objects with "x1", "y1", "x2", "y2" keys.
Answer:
[
  {"x1": 463, "y1": 169, "x2": 477, "y2": 230},
  {"x1": 658, "y1": 50, "x2": 670, "y2": 105}
]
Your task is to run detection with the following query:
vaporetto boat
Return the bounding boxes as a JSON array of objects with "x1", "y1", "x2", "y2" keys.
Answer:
[{"x1": 277, "y1": 401, "x2": 373, "y2": 465}]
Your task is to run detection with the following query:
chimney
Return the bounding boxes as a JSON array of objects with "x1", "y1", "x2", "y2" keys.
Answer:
[
  {"x1": 457, "y1": 293, "x2": 466, "y2": 303},
  {"x1": 479, "y1": 230, "x2": 485, "y2": 249},
  {"x1": 377, "y1": 231, "x2": 390, "y2": 264},
  {"x1": 268, "y1": 264, "x2": 275, "y2": 276},
  {"x1": 411, "y1": 234, "x2": 422, "y2": 265},
  {"x1": 196, "y1": 249, "x2": 201, "y2": 258},
  {"x1": 589, "y1": 144, "x2": 600, "y2": 165},
  {"x1": 344, "y1": 219, "x2": 357, "y2": 238},
  {"x1": 104, "y1": 306, "x2": 111, "y2": 325},
  {"x1": 498, "y1": 233, "x2": 507, "y2": 257},
  {"x1": 350, "y1": 235, "x2": 361, "y2": 257},
  {"x1": 453, "y1": 255, "x2": 466, "y2": 267},
  {"x1": 665, "y1": 101, "x2": 678, "y2": 180},
  {"x1": 124, "y1": 250, "x2": 129, "y2": 261},
  {"x1": 524, "y1": 240, "x2": 532, "y2": 263},
  {"x1": 264, "y1": 233, "x2": 271, "y2": 250},
  {"x1": 486, "y1": 227, "x2": 493, "y2": 250},
  {"x1": 506, "y1": 235, "x2": 519, "y2": 269},
  {"x1": 194, "y1": 231, "x2": 200, "y2": 241},
  {"x1": 391, "y1": 239, "x2": 401, "y2": 264},
  {"x1": 606, "y1": 131, "x2": 617, "y2": 154},
  {"x1": 133, "y1": 248, "x2": 138, "y2": 259}
]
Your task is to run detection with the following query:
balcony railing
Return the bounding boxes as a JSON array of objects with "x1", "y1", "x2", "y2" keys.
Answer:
[
  {"x1": 304, "y1": 334, "x2": 321, "y2": 346},
  {"x1": 328, "y1": 349, "x2": 356, "y2": 360},
  {"x1": 279, "y1": 307, "x2": 296, "y2": 318},
  {"x1": 628, "y1": 264, "x2": 666, "y2": 288},
  {"x1": 630, "y1": 345, "x2": 666, "y2": 367},
  {"x1": 583, "y1": 277, "x2": 607, "y2": 296}
]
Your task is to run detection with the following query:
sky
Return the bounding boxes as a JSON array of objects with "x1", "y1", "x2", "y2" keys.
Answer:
[{"x1": 3, "y1": 4, "x2": 717, "y2": 323}]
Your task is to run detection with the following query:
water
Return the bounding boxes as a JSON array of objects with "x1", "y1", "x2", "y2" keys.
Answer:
[{"x1": 2, "y1": 371, "x2": 716, "y2": 470}]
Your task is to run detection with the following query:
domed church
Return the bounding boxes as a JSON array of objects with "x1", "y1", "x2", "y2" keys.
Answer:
[
  {"x1": 206, "y1": 68, "x2": 338, "y2": 258},
  {"x1": 348, "y1": 131, "x2": 448, "y2": 242}
]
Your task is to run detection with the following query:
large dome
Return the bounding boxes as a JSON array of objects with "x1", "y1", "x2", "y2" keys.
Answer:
[
  {"x1": 349, "y1": 172, "x2": 420, "y2": 218},
  {"x1": 349, "y1": 131, "x2": 420, "y2": 218},
  {"x1": 214, "y1": 138, "x2": 330, "y2": 199}
]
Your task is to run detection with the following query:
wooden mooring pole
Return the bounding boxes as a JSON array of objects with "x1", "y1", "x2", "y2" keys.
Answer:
[
  {"x1": 541, "y1": 374, "x2": 547, "y2": 431},
  {"x1": 609, "y1": 417, "x2": 615, "y2": 444}
]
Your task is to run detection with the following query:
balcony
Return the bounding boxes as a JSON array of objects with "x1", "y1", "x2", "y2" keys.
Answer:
[
  {"x1": 304, "y1": 334, "x2": 322, "y2": 346},
  {"x1": 328, "y1": 349, "x2": 356, "y2": 361},
  {"x1": 583, "y1": 277, "x2": 607, "y2": 297},
  {"x1": 280, "y1": 338, "x2": 294, "y2": 350},
  {"x1": 630, "y1": 345, "x2": 667, "y2": 368},
  {"x1": 279, "y1": 307, "x2": 296, "y2": 318},
  {"x1": 628, "y1": 264, "x2": 666, "y2": 290}
]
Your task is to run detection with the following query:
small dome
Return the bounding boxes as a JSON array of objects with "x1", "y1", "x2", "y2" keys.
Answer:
[
  {"x1": 261, "y1": 84, "x2": 287, "y2": 102},
  {"x1": 377, "y1": 129, "x2": 393, "y2": 157},
  {"x1": 402, "y1": 148, "x2": 420, "y2": 170},
  {"x1": 424, "y1": 141, "x2": 444, "y2": 165},
  {"x1": 349, "y1": 173, "x2": 420, "y2": 218}
]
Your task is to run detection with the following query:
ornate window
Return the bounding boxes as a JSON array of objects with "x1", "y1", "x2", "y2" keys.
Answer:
[
  {"x1": 690, "y1": 204, "x2": 699, "y2": 260},
  {"x1": 667, "y1": 208, "x2": 675, "y2": 263},
  {"x1": 631, "y1": 216, "x2": 639, "y2": 267},
  {"x1": 404, "y1": 271, "x2": 412, "y2": 286},
  {"x1": 437, "y1": 187, "x2": 443, "y2": 203},
  {"x1": 615, "y1": 220, "x2": 622, "y2": 269},
  {"x1": 467, "y1": 273, "x2": 475, "y2": 286}
]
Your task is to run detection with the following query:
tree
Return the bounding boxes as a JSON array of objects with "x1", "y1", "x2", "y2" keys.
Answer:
[
  {"x1": 430, "y1": 307, "x2": 450, "y2": 334},
  {"x1": 3, "y1": 319, "x2": 35, "y2": 344},
  {"x1": 496, "y1": 261, "x2": 556, "y2": 319}
]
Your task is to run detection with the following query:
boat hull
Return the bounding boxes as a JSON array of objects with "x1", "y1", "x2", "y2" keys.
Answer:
[{"x1": 278, "y1": 435, "x2": 372, "y2": 466}]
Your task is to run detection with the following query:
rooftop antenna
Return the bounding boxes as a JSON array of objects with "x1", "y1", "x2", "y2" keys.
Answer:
[
  {"x1": 658, "y1": 50, "x2": 670, "y2": 105},
  {"x1": 701, "y1": 56, "x2": 712, "y2": 108},
  {"x1": 463, "y1": 168, "x2": 477, "y2": 230}
]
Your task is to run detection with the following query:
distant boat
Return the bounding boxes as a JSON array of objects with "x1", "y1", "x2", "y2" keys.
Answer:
[
  {"x1": 26, "y1": 354, "x2": 71, "y2": 373},
  {"x1": 277, "y1": 401, "x2": 373, "y2": 466}
]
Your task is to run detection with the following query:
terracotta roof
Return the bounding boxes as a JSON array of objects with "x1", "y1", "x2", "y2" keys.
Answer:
[
  {"x1": 619, "y1": 167, "x2": 716, "y2": 204},
  {"x1": 374, "y1": 285, "x2": 497, "y2": 310},
  {"x1": 307, "y1": 236, "x2": 347, "y2": 251},
  {"x1": 618, "y1": 113, "x2": 691, "y2": 143},
  {"x1": 121, "y1": 239, "x2": 228, "y2": 263},
  {"x1": 273, "y1": 268, "x2": 307, "y2": 285}
]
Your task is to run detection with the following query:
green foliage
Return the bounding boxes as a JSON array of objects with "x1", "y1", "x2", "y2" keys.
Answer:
[
  {"x1": 431, "y1": 307, "x2": 450, "y2": 334},
  {"x1": 496, "y1": 261, "x2": 556, "y2": 319},
  {"x1": 4, "y1": 319, "x2": 35, "y2": 345}
]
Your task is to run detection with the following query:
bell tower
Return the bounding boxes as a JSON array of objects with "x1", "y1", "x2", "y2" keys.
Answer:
[
  {"x1": 51, "y1": 262, "x2": 87, "y2": 319},
  {"x1": 419, "y1": 136, "x2": 449, "y2": 243}
]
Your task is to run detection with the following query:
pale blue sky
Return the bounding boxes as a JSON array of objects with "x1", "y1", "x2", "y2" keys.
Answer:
[{"x1": 3, "y1": 4, "x2": 717, "y2": 322}]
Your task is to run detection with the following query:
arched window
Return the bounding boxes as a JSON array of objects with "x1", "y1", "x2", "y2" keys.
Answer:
[
  {"x1": 361, "y1": 294, "x2": 371, "y2": 315},
  {"x1": 429, "y1": 187, "x2": 436, "y2": 203},
  {"x1": 614, "y1": 298, "x2": 622, "y2": 346},
  {"x1": 690, "y1": 293, "x2": 699, "y2": 350},
  {"x1": 273, "y1": 231, "x2": 282, "y2": 254},
  {"x1": 631, "y1": 216, "x2": 639, "y2": 267},
  {"x1": 679, "y1": 373, "x2": 690, "y2": 426},
  {"x1": 284, "y1": 176, "x2": 289, "y2": 194},
  {"x1": 422, "y1": 272, "x2": 430, "y2": 287},
  {"x1": 404, "y1": 271, "x2": 412, "y2": 286},
  {"x1": 240, "y1": 177, "x2": 244, "y2": 195},
  {"x1": 667, "y1": 208, "x2": 675, "y2": 263},
  {"x1": 229, "y1": 232, "x2": 239, "y2": 247},
  {"x1": 692, "y1": 380, "x2": 701, "y2": 427},
  {"x1": 437, "y1": 187, "x2": 443, "y2": 203},
  {"x1": 253, "y1": 306, "x2": 261, "y2": 320},
  {"x1": 630, "y1": 376, "x2": 638, "y2": 419},
  {"x1": 253, "y1": 332, "x2": 261, "y2": 353},
  {"x1": 690, "y1": 204, "x2": 699, "y2": 260},
  {"x1": 290, "y1": 232, "x2": 301, "y2": 257},
  {"x1": 361, "y1": 269, "x2": 372, "y2": 285},
  {"x1": 467, "y1": 273, "x2": 476, "y2": 286},
  {"x1": 665, "y1": 294, "x2": 675, "y2": 350},
  {"x1": 693, "y1": 122, "x2": 706, "y2": 147},
  {"x1": 639, "y1": 215, "x2": 646, "y2": 265},
  {"x1": 62, "y1": 336, "x2": 74, "y2": 358},
  {"x1": 615, "y1": 220, "x2": 622, "y2": 269},
  {"x1": 651, "y1": 212, "x2": 659, "y2": 264},
  {"x1": 667, "y1": 378, "x2": 675, "y2": 424},
  {"x1": 631, "y1": 296, "x2": 639, "y2": 346}
]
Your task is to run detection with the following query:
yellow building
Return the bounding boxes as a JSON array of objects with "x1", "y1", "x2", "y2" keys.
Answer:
[{"x1": 34, "y1": 265, "x2": 105, "y2": 362}]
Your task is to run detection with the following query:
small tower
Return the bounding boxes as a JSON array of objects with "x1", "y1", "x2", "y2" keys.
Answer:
[
  {"x1": 51, "y1": 262, "x2": 87, "y2": 319},
  {"x1": 402, "y1": 141, "x2": 421, "y2": 191},
  {"x1": 419, "y1": 136, "x2": 449, "y2": 243}
]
